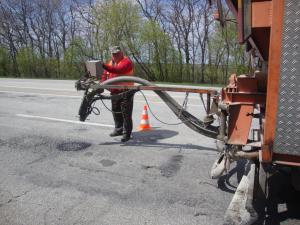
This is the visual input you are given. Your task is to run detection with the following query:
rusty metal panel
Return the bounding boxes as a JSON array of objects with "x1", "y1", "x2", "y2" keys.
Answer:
[
  {"x1": 274, "y1": 0, "x2": 300, "y2": 155},
  {"x1": 228, "y1": 104, "x2": 254, "y2": 145}
]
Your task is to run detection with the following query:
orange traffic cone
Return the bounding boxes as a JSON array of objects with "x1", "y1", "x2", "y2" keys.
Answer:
[{"x1": 138, "y1": 105, "x2": 151, "y2": 131}]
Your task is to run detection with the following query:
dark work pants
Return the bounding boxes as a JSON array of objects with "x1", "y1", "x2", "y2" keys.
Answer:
[{"x1": 111, "y1": 93, "x2": 134, "y2": 136}]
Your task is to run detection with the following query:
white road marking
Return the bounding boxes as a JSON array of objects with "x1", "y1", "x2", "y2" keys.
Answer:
[{"x1": 16, "y1": 114, "x2": 114, "y2": 128}]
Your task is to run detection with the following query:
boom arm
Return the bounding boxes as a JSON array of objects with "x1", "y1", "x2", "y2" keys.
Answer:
[{"x1": 89, "y1": 76, "x2": 219, "y2": 139}]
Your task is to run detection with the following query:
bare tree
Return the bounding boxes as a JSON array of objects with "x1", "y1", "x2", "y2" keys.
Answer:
[
  {"x1": 194, "y1": 1, "x2": 213, "y2": 83},
  {"x1": 0, "y1": 0, "x2": 20, "y2": 75}
]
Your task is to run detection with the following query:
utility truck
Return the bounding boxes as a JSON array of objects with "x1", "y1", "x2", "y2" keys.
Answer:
[{"x1": 75, "y1": 0, "x2": 300, "y2": 223}]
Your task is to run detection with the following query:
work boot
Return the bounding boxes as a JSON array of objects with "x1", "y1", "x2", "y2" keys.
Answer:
[
  {"x1": 110, "y1": 129, "x2": 123, "y2": 137},
  {"x1": 121, "y1": 133, "x2": 131, "y2": 142}
]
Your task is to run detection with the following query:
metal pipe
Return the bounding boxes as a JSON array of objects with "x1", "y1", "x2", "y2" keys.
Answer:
[
  {"x1": 234, "y1": 151, "x2": 259, "y2": 160},
  {"x1": 206, "y1": 93, "x2": 211, "y2": 115},
  {"x1": 218, "y1": 110, "x2": 227, "y2": 141}
]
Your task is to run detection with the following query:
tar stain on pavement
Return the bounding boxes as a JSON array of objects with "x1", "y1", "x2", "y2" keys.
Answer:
[
  {"x1": 141, "y1": 165, "x2": 155, "y2": 170},
  {"x1": 84, "y1": 152, "x2": 94, "y2": 157},
  {"x1": 56, "y1": 141, "x2": 91, "y2": 151},
  {"x1": 0, "y1": 138, "x2": 6, "y2": 145},
  {"x1": 100, "y1": 159, "x2": 116, "y2": 167},
  {"x1": 181, "y1": 197, "x2": 205, "y2": 207},
  {"x1": 160, "y1": 155, "x2": 183, "y2": 178},
  {"x1": 194, "y1": 212, "x2": 207, "y2": 217},
  {"x1": 74, "y1": 127, "x2": 88, "y2": 132}
]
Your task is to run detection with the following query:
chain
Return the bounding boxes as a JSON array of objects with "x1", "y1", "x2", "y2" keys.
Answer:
[
  {"x1": 199, "y1": 93, "x2": 207, "y2": 113},
  {"x1": 139, "y1": 91, "x2": 192, "y2": 125},
  {"x1": 178, "y1": 92, "x2": 189, "y2": 118}
]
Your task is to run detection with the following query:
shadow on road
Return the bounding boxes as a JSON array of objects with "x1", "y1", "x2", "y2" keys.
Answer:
[
  {"x1": 99, "y1": 129, "x2": 218, "y2": 152},
  {"x1": 253, "y1": 169, "x2": 300, "y2": 225},
  {"x1": 217, "y1": 160, "x2": 247, "y2": 194}
]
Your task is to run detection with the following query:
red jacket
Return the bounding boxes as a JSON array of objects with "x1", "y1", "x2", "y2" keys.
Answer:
[{"x1": 101, "y1": 56, "x2": 134, "y2": 94}]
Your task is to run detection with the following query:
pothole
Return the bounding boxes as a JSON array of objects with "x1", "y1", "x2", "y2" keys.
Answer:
[{"x1": 56, "y1": 141, "x2": 91, "y2": 151}]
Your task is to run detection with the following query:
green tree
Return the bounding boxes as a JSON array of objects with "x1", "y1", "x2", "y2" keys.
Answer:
[
  {"x1": 62, "y1": 38, "x2": 86, "y2": 79},
  {"x1": 207, "y1": 20, "x2": 248, "y2": 84},
  {"x1": 140, "y1": 20, "x2": 179, "y2": 81},
  {"x1": 88, "y1": 0, "x2": 160, "y2": 80},
  {"x1": 16, "y1": 48, "x2": 38, "y2": 78},
  {"x1": 0, "y1": 47, "x2": 11, "y2": 77},
  {"x1": 90, "y1": 0, "x2": 140, "y2": 57}
]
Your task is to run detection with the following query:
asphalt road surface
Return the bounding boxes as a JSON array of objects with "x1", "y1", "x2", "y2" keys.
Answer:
[
  {"x1": 0, "y1": 78, "x2": 237, "y2": 225},
  {"x1": 0, "y1": 78, "x2": 299, "y2": 225}
]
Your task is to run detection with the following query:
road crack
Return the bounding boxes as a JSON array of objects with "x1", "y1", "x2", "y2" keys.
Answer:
[{"x1": 0, "y1": 189, "x2": 33, "y2": 207}]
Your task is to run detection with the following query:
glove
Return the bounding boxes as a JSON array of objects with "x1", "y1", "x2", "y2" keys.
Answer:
[
  {"x1": 97, "y1": 88, "x2": 104, "y2": 94},
  {"x1": 102, "y1": 63, "x2": 108, "y2": 70}
]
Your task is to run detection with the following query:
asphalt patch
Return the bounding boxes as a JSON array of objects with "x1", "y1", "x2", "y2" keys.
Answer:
[
  {"x1": 141, "y1": 165, "x2": 155, "y2": 170},
  {"x1": 7, "y1": 135, "x2": 50, "y2": 150},
  {"x1": 74, "y1": 127, "x2": 88, "y2": 132},
  {"x1": 99, "y1": 159, "x2": 116, "y2": 167},
  {"x1": 132, "y1": 129, "x2": 178, "y2": 142},
  {"x1": 0, "y1": 138, "x2": 6, "y2": 145},
  {"x1": 84, "y1": 152, "x2": 93, "y2": 157},
  {"x1": 56, "y1": 141, "x2": 91, "y2": 151},
  {"x1": 160, "y1": 155, "x2": 183, "y2": 178}
]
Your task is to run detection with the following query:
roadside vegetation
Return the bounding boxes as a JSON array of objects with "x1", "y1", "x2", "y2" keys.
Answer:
[{"x1": 0, "y1": 0, "x2": 249, "y2": 85}]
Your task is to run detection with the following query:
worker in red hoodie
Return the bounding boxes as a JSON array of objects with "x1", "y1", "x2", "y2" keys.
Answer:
[{"x1": 100, "y1": 46, "x2": 134, "y2": 142}]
